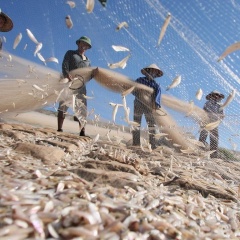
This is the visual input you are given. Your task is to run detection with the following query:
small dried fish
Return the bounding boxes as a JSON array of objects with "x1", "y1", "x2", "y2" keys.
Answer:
[
  {"x1": 86, "y1": 0, "x2": 95, "y2": 13},
  {"x1": 66, "y1": 1, "x2": 76, "y2": 8},
  {"x1": 32, "y1": 84, "x2": 44, "y2": 92},
  {"x1": 34, "y1": 42, "x2": 43, "y2": 56},
  {"x1": 219, "y1": 89, "x2": 235, "y2": 110},
  {"x1": 26, "y1": 28, "x2": 39, "y2": 44},
  {"x1": 112, "y1": 45, "x2": 130, "y2": 52},
  {"x1": 116, "y1": 21, "x2": 128, "y2": 31},
  {"x1": 45, "y1": 57, "x2": 59, "y2": 64},
  {"x1": 37, "y1": 52, "x2": 46, "y2": 65},
  {"x1": 65, "y1": 15, "x2": 73, "y2": 29},
  {"x1": 13, "y1": 33, "x2": 22, "y2": 49},
  {"x1": 108, "y1": 54, "x2": 131, "y2": 69},
  {"x1": 196, "y1": 88, "x2": 203, "y2": 100},
  {"x1": 217, "y1": 41, "x2": 240, "y2": 61},
  {"x1": 203, "y1": 120, "x2": 221, "y2": 131},
  {"x1": 166, "y1": 75, "x2": 181, "y2": 91},
  {"x1": 157, "y1": 13, "x2": 171, "y2": 46}
]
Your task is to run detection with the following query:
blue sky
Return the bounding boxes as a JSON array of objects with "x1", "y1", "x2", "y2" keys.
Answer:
[{"x1": 1, "y1": 0, "x2": 240, "y2": 150}]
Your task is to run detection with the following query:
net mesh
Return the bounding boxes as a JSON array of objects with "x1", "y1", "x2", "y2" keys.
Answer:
[{"x1": 1, "y1": 0, "x2": 240, "y2": 163}]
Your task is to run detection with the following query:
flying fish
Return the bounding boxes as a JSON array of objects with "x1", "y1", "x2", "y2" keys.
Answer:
[
  {"x1": 112, "y1": 45, "x2": 130, "y2": 52},
  {"x1": 217, "y1": 42, "x2": 240, "y2": 61},
  {"x1": 65, "y1": 15, "x2": 73, "y2": 29},
  {"x1": 86, "y1": 0, "x2": 95, "y2": 13},
  {"x1": 219, "y1": 89, "x2": 236, "y2": 110},
  {"x1": 37, "y1": 52, "x2": 46, "y2": 65},
  {"x1": 195, "y1": 88, "x2": 203, "y2": 100},
  {"x1": 34, "y1": 42, "x2": 43, "y2": 56},
  {"x1": 13, "y1": 33, "x2": 22, "y2": 49},
  {"x1": 157, "y1": 12, "x2": 171, "y2": 46},
  {"x1": 108, "y1": 54, "x2": 131, "y2": 69},
  {"x1": 45, "y1": 57, "x2": 59, "y2": 64},
  {"x1": 66, "y1": 1, "x2": 76, "y2": 8},
  {"x1": 203, "y1": 120, "x2": 221, "y2": 131},
  {"x1": 166, "y1": 75, "x2": 181, "y2": 91},
  {"x1": 116, "y1": 21, "x2": 128, "y2": 31},
  {"x1": 26, "y1": 29, "x2": 39, "y2": 44}
]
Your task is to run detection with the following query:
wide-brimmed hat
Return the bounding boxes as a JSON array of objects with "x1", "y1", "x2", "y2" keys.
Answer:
[
  {"x1": 0, "y1": 11, "x2": 13, "y2": 32},
  {"x1": 206, "y1": 90, "x2": 225, "y2": 100},
  {"x1": 141, "y1": 63, "x2": 163, "y2": 78},
  {"x1": 76, "y1": 36, "x2": 92, "y2": 48}
]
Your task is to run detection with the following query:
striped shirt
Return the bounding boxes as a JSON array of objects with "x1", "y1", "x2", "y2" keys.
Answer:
[
  {"x1": 204, "y1": 99, "x2": 224, "y2": 121},
  {"x1": 134, "y1": 76, "x2": 161, "y2": 108}
]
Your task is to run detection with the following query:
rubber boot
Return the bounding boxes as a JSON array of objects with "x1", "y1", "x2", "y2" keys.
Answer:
[
  {"x1": 57, "y1": 117, "x2": 64, "y2": 132},
  {"x1": 80, "y1": 127, "x2": 85, "y2": 136}
]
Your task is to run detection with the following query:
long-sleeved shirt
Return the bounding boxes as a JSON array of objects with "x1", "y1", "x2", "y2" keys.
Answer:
[
  {"x1": 62, "y1": 50, "x2": 91, "y2": 77},
  {"x1": 134, "y1": 76, "x2": 161, "y2": 108},
  {"x1": 203, "y1": 99, "x2": 224, "y2": 121}
]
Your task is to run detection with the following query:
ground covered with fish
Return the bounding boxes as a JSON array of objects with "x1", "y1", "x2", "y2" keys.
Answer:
[{"x1": 0, "y1": 122, "x2": 240, "y2": 240}]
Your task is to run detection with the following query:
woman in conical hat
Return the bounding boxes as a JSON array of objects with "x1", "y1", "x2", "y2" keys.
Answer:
[
  {"x1": 0, "y1": 11, "x2": 13, "y2": 32},
  {"x1": 206, "y1": 90, "x2": 225, "y2": 100},
  {"x1": 132, "y1": 63, "x2": 164, "y2": 149}
]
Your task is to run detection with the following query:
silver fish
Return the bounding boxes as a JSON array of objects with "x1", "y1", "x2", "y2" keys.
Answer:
[
  {"x1": 158, "y1": 13, "x2": 171, "y2": 46},
  {"x1": 37, "y1": 52, "x2": 46, "y2": 65},
  {"x1": 34, "y1": 42, "x2": 42, "y2": 56},
  {"x1": 116, "y1": 21, "x2": 128, "y2": 31},
  {"x1": 108, "y1": 54, "x2": 131, "y2": 69},
  {"x1": 195, "y1": 88, "x2": 203, "y2": 100},
  {"x1": 219, "y1": 89, "x2": 235, "y2": 110},
  {"x1": 112, "y1": 45, "x2": 130, "y2": 52},
  {"x1": 13, "y1": 33, "x2": 22, "y2": 49},
  {"x1": 45, "y1": 57, "x2": 59, "y2": 64},
  {"x1": 65, "y1": 15, "x2": 73, "y2": 29},
  {"x1": 203, "y1": 120, "x2": 221, "y2": 131},
  {"x1": 166, "y1": 75, "x2": 181, "y2": 91},
  {"x1": 26, "y1": 29, "x2": 39, "y2": 44},
  {"x1": 86, "y1": 0, "x2": 95, "y2": 13},
  {"x1": 66, "y1": 1, "x2": 76, "y2": 8},
  {"x1": 217, "y1": 42, "x2": 240, "y2": 61}
]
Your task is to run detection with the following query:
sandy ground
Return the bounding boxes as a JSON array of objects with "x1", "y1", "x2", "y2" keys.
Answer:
[{"x1": 3, "y1": 111, "x2": 133, "y2": 143}]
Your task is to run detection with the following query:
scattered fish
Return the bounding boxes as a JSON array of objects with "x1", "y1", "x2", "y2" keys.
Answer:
[
  {"x1": 86, "y1": 0, "x2": 95, "y2": 13},
  {"x1": 37, "y1": 52, "x2": 46, "y2": 65},
  {"x1": 219, "y1": 89, "x2": 236, "y2": 110},
  {"x1": 34, "y1": 43, "x2": 43, "y2": 56},
  {"x1": 32, "y1": 84, "x2": 44, "y2": 92},
  {"x1": 108, "y1": 55, "x2": 131, "y2": 69},
  {"x1": 112, "y1": 45, "x2": 130, "y2": 52},
  {"x1": 13, "y1": 33, "x2": 22, "y2": 49},
  {"x1": 116, "y1": 21, "x2": 128, "y2": 31},
  {"x1": 166, "y1": 75, "x2": 181, "y2": 91},
  {"x1": 195, "y1": 88, "x2": 203, "y2": 100},
  {"x1": 203, "y1": 120, "x2": 221, "y2": 131},
  {"x1": 217, "y1": 41, "x2": 240, "y2": 61},
  {"x1": 65, "y1": 15, "x2": 73, "y2": 29},
  {"x1": 157, "y1": 13, "x2": 171, "y2": 46},
  {"x1": 66, "y1": 1, "x2": 76, "y2": 8},
  {"x1": 45, "y1": 57, "x2": 59, "y2": 64},
  {"x1": 26, "y1": 29, "x2": 39, "y2": 44},
  {"x1": 23, "y1": 44, "x2": 28, "y2": 50}
]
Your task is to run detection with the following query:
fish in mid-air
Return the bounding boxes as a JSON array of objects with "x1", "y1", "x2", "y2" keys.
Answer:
[
  {"x1": 26, "y1": 29, "x2": 39, "y2": 44},
  {"x1": 86, "y1": 0, "x2": 95, "y2": 13},
  {"x1": 112, "y1": 45, "x2": 130, "y2": 52},
  {"x1": 65, "y1": 15, "x2": 73, "y2": 29},
  {"x1": 157, "y1": 12, "x2": 171, "y2": 46},
  {"x1": 195, "y1": 88, "x2": 203, "y2": 100},
  {"x1": 219, "y1": 89, "x2": 236, "y2": 110},
  {"x1": 217, "y1": 42, "x2": 240, "y2": 61},
  {"x1": 108, "y1": 55, "x2": 131, "y2": 69},
  {"x1": 13, "y1": 33, "x2": 22, "y2": 49},
  {"x1": 66, "y1": 1, "x2": 76, "y2": 8},
  {"x1": 166, "y1": 75, "x2": 181, "y2": 91},
  {"x1": 116, "y1": 21, "x2": 128, "y2": 31}
]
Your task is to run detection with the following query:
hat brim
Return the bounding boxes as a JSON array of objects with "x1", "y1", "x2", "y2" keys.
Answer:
[
  {"x1": 0, "y1": 12, "x2": 13, "y2": 32},
  {"x1": 76, "y1": 39, "x2": 92, "y2": 49},
  {"x1": 206, "y1": 93, "x2": 225, "y2": 100},
  {"x1": 141, "y1": 68, "x2": 163, "y2": 78}
]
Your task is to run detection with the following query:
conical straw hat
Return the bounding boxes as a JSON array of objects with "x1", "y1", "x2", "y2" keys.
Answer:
[
  {"x1": 141, "y1": 63, "x2": 163, "y2": 77},
  {"x1": 0, "y1": 12, "x2": 13, "y2": 32}
]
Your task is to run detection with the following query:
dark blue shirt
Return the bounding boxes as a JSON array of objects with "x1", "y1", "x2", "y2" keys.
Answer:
[{"x1": 135, "y1": 76, "x2": 161, "y2": 108}]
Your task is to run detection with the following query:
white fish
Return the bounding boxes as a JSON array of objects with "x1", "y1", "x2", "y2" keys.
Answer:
[
  {"x1": 24, "y1": 44, "x2": 28, "y2": 50},
  {"x1": 65, "y1": 15, "x2": 73, "y2": 29},
  {"x1": 34, "y1": 42, "x2": 43, "y2": 56},
  {"x1": 37, "y1": 52, "x2": 46, "y2": 65},
  {"x1": 7, "y1": 54, "x2": 12, "y2": 62},
  {"x1": 116, "y1": 21, "x2": 128, "y2": 31},
  {"x1": 157, "y1": 13, "x2": 171, "y2": 46},
  {"x1": 195, "y1": 88, "x2": 203, "y2": 100},
  {"x1": 66, "y1": 1, "x2": 76, "y2": 8},
  {"x1": 32, "y1": 84, "x2": 44, "y2": 92},
  {"x1": 166, "y1": 75, "x2": 181, "y2": 91},
  {"x1": 82, "y1": 94, "x2": 94, "y2": 99},
  {"x1": 86, "y1": 0, "x2": 95, "y2": 13},
  {"x1": 217, "y1": 42, "x2": 240, "y2": 61},
  {"x1": 59, "y1": 78, "x2": 69, "y2": 84},
  {"x1": 112, "y1": 45, "x2": 130, "y2": 52},
  {"x1": 112, "y1": 104, "x2": 120, "y2": 123},
  {"x1": 45, "y1": 57, "x2": 59, "y2": 64},
  {"x1": 203, "y1": 120, "x2": 221, "y2": 131},
  {"x1": 26, "y1": 29, "x2": 39, "y2": 44},
  {"x1": 219, "y1": 89, "x2": 236, "y2": 110},
  {"x1": 122, "y1": 86, "x2": 135, "y2": 97},
  {"x1": 13, "y1": 33, "x2": 22, "y2": 49},
  {"x1": 108, "y1": 54, "x2": 131, "y2": 69}
]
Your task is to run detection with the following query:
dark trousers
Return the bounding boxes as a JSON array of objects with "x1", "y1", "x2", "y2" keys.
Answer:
[
  {"x1": 132, "y1": 100, "x2": 156, "y2": 148},
  {"x1": 199, "y1": 127, "x2": 219, "y2": 158}
]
